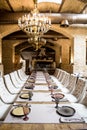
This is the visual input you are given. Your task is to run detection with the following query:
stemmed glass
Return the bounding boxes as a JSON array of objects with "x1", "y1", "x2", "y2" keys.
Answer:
[
  {"x1": 50, "y1": 87, "x2": 54, "y2": 95},
  {"x1": 23, "y1": 104, "x2": 29, "y2": 121},
  {"x1": 52, "y1": 93, "x2": 64, "y2": 108},
  {"x1": 28, "y1": 91, "x2": 33, "y2": 100},
  {"x1": 49, "y1": 86, "x2": 54, "y2": 95},
  {"x1": 55, "y1": 97, "x2": 59, "y2": 108}
]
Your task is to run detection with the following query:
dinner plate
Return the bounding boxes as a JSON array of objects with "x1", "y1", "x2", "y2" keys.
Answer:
[
  {"x1": 56, "y1": 106, "x2": 75, "y2": 117},
  {"x1": 19, "y1": 93, "x2": 29, "y2": 99},
  {"x1": 51, "y1": 93, "x2": 64, "y2": 99},
  {"x1": 11, "y1": 106, "x2": 31, "y2": 117}
]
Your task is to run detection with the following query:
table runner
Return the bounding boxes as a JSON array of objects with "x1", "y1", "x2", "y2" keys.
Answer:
[{"x1": 4, "y1": 104, "x2": 84, "y2": 123}]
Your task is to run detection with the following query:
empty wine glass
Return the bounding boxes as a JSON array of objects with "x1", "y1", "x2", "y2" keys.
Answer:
[
  {"x1": 23, "y1": 104, "x2": 29, "y2": 121},
  {"x1": 55, "y1": 97, "x2": 59, "y2": 108},
  {"x1": 52, "y1": 93, "x2": 64, "y2": 108}
]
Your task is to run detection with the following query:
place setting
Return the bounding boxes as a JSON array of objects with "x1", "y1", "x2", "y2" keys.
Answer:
[
  {"x1": 19, "y1": 91, "x2": 33, "y2": 101},
  {"x1": 3, "y1": 103, "x2": 32, "y2": 123},
  {"x1": 24, "y1": 82, "x2": 35, "y2": 90},
  {"x1": 56, "y1": 103, "x2": 85, "y2": 123},
  {"x1": 16, "y1": 90, "x2": 53, "y2": 103},
  {"x1": 49, "y1": 90, "x2": 85, "y2": 123},
  {"x1": 11, "y1": 103, "x2": 31, "y2": 121},
  {"x1": 49, "y1": 86, "x2": 68, "y2": 102}
]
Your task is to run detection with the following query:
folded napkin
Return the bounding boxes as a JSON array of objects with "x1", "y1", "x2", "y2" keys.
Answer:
[{"x1": 60, "y1": 117, "x2": 85, "y2": 123}]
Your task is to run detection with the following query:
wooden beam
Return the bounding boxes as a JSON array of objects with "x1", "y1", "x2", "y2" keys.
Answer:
[{"x1": 5, "y1": 0, "x2": 14, "y2": 12}]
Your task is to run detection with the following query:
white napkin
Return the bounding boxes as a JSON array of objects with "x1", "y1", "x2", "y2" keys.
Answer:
[{"x1": 60, "y1": 117, "x2": 85, "y2": 123}]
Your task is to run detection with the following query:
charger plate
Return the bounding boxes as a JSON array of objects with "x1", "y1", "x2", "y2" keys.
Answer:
[
  {"x1": 19, "y1": 93, "x2": 29, "y2": 99},
  {"x1": 11, "y1": 106, "x2": 31, "y2": 117},
  {"x1": 56, "y1": 106, "x2": 75, "y2": 117}
]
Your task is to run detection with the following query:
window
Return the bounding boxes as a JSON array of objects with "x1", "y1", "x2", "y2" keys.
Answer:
[{"x1": 38, "y1": 0, "x2": 62, "y2": 4}]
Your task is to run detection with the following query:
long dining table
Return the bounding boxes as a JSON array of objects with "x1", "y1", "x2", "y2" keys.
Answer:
[{"x1": 0, "y1": 71, "x2": 87, "y2": 130}]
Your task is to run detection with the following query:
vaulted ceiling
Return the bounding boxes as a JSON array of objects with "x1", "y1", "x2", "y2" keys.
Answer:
[
  {"x1": 1, "y1": 0, "x2": 87, "y2": 53},
  {"x1": 0, "y1": 0, "x2": 87, "y2": 13}
]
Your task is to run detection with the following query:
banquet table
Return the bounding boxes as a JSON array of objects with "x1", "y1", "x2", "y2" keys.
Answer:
[
  {"x1": 0, "y1": 71, "x2": 87, "y2": 130},
  {"x1": 4, "y1": 103, "x2": 85, "y2": 124}
]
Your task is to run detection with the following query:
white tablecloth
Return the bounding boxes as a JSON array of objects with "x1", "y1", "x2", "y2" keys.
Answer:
[
  {"x1": 34, "y1": 85, "x2": 49, "y2": 90},
  {"x1": 4, "y1": 104, "x2": 83, "y2": 123},
  {"x1": 16, "y1": 92, "x2": 52, "y2": 102}
]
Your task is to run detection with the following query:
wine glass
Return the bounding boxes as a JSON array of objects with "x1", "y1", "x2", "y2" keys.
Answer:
[
  {"x1": 49, "y1": 86, "x2": 54, "y2": 95},
  {"x1": 28, "y1": 91, "x2": 33, "y2": 100},
  {"x1": 55, "y1": 97, "x2": 59, "y2": 108},
  {"x1": 53, "y1": 93, "x2": 64, "y2": 108},
  {"x1": 23, "y1": 104, "x2": 29, "y2": 121}
]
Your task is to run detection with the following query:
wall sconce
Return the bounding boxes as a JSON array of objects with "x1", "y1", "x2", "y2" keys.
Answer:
[{"x1": 60, "y1": 19, "x2": 69, "y2": 27}]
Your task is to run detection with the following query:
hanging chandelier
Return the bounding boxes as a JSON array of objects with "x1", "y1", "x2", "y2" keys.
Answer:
[
  {"x1": 18, "y1": 0, "x2": 51, "y2": 49},
  {"x1": 28, "y1": 36, "x2": 46, "y2": 51}
]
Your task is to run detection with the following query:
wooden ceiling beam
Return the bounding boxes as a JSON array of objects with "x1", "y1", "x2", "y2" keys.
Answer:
[
  {"x1": 5, "y1": 0, "x2": 14, "y2": 12},
  {"x1": 58, "y1": 0, "x2": 65, "y2": 12}
]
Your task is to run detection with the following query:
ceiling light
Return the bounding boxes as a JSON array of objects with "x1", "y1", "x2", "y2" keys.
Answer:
[
  {"x1": 38, "y1": 0, "x2": 62, "y2": 4},
  {"x1": 28, "y1": 36, "x2": 46, "y2": 51},
  {"x1": 60, "y1": 19, "x2": 69, "y2": 27},
  {"x1": 18, "y1": 0, "x2": 51, "y2": 50}
]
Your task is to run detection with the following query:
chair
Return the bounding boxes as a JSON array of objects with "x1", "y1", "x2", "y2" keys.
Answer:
[
  {"x1": 13, "y1": 71, "x2": 25, "y2": 84},
  {"x1": 0, "y1": 77, "x2": 17, "y2": 104},
  {"x1": 79, "y1": 82, "x2": 87, "y2": 106},
  {"x1": 53, "y1": 68, "x2": 59, "y2": 77},
  {"x1": 61, "y1": 72, "x2": 70, "y2": 87},
  {"x1": 9, "y1": 72, "x2": 23, "y2": 89},
  {"x1": 3, "y1": 74, "x2": 21, "y2": 94},
  {"x1": 0, "y1": 97, "x2": 11, "y2": 121},
  {"x1": 17, "y1": 68, "x2": 29, "y2": 81},
  {"x1": 65, "y1": 78, "x2": 87, "y2": 103},
  {"x1": 59, "y1": 72, "x2": 70, "y2": 93},
  {"x1": 65, "y1": 74, "x2": 77, "y2": 93},
  {"x1": 57, "y1": 70, "x2": 66, "y2": 82},
  {"x1": 54, "y1": 69, "x2": 60, "y2": 78}
]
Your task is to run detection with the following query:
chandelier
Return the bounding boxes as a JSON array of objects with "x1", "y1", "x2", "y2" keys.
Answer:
[
  {"x1": 28, "y1": 36, "x2": 46, "y2": 50},
  {"x1": 18, "y1": 0, "x2": 51, "y2": 50}
]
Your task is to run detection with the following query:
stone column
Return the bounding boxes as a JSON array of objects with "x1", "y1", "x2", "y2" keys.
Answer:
[{"x1": 73, "y1": 36, "x2": 86, "y2": 73}]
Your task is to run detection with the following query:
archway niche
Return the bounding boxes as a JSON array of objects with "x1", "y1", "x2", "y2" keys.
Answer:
[{"x1": 20, "y1": 46, "x2": 56, "y2": 74}]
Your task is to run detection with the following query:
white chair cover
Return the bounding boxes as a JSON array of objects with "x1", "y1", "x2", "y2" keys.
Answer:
[
  {"x1": 0, "y1": 98, "x2": 11, "y2": 120},
  {"x1": 4, "y1": 74, "x2": 21, "y2": 94},
  {"x1": 0, "y1": 78, "x2": 17, "y2": 103}
]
